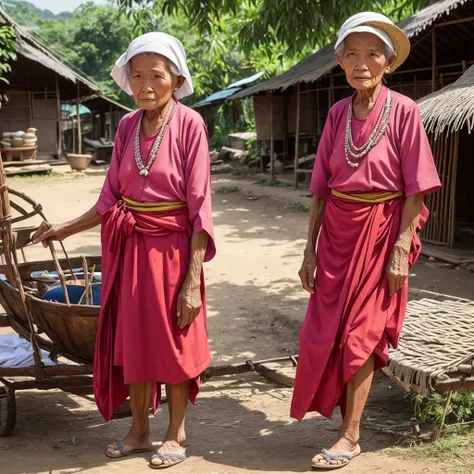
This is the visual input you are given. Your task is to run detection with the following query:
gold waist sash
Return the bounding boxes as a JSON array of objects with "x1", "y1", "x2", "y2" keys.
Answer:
[
  {"x1": 331, "y1": 189, "x2": 403, "y2": 203},
  {"x1": 122, "y1": 196, "x2": 187, "y2": 212}
]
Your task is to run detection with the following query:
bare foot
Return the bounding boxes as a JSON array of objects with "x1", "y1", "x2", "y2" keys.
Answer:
[
  {"x1": 150, "y1": 440, "x2": 186, "y2": 468},
  {"x1": 106, "y1": 432, "x2": 152, "y2": 457},
  {"x1": 312, "y1": 436, "x2": 361, "y2": 468}
]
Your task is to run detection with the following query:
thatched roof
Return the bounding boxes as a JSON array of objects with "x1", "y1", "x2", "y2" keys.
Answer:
[
  {"x1": 0, "y1": 8, "x2": 100, "y2": 97},
  {"x1": 418, "y1": 65, "x2": 474, "y2": 137},
  {"x1": 232, "y1": 0, "x2": 472, "y2": 99}
]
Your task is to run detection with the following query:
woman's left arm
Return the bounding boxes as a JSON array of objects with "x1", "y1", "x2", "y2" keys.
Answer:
[
  {"x1": 177, "y1": 231, "x2": 209, "y2": 329},
  {"x1": 386, "y1": 193, "x2": 423, "y2": 296},
  {"x1": 177, "y1": 114, "x2": 215, "y2": 328}
]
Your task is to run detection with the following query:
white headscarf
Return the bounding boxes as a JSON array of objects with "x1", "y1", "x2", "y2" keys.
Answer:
[
  {"x1": 335, "y1": 12, "x2": 395, "y2": 55},
  {"x1": 111, "y1": 32, "x2": 194, "y2": 100}
]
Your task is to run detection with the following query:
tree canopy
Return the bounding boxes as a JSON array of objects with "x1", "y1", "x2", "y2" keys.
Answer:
[{"x1": 117, "y1": 0, "x2": 435, "y2": 53}]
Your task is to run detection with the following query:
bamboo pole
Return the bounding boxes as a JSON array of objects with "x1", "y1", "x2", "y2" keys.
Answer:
[
  {"x1": 55, "y1": 74, "x2": 62, "y2": 158},
  {"x1": 294, "y1": 82, "x2": 301, "y2": 190},
  {"x1": 269, "y1": 92, "x2": 274, "y2": 177},
  {"x1": 76, "y1": 82, "x2": 82, "y2": 155},
  {"x1": 448, "y1": 132, "x2": 459, "y2": 248}
]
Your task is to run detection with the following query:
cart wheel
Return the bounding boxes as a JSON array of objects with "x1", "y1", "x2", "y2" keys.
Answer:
[{"x1": 0, "y1": 386, "x2": 16, "y2": 437}]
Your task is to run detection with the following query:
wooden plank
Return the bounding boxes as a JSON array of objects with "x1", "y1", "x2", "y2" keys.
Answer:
[{"x1": 256, "y1": 363, "x2": 295, "y2": 387}]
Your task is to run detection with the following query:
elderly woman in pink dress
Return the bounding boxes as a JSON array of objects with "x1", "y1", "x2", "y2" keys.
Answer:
[
  {"x1": 33, "y1": 32, "x2": 215, "y2": 469},
  {"x1": 291, "y1": 13, "x2": 441, "y2": 470}
]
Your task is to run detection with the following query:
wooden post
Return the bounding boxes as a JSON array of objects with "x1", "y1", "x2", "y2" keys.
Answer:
[
  {"x1": 431, "y1": 28, "x2": 437, "y2": 92},
  {"x1": 294, "y1": 82, "x2": 301, "y2": 189},
  {"x1": 72, "y1": 117, "x2": 76, "y2": 154},
  {"x1": 76, "y1": 82, "x2": 82, "y2": 155},
  {"x1": 269, "y1": 91, "x2": 274, "y2": 177},
  {"x1": 55, "y1": 74, "x2": 62, "y2": 158}
]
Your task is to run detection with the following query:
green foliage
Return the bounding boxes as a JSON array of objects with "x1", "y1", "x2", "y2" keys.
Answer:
[
  {"x1": 0, "y1": 1, "x2": 17, "y2": 90},
  {"x1": 117, "y1": 0, "x2": 435, "y2": 54},
  {"x1": 216, "y1": 185, "x2": 241, "y2": 193},
  {"x1": 412, "y1": 391, "x2": 474, "y2": 425}
]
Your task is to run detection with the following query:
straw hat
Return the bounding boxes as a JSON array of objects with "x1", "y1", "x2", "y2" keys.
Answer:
[
  {"x1": 335, "y1": 12, "x2": 410, "y2": 73},
  {"x1": 364, "y1": 20, "x2": 410, "y2": 72}
]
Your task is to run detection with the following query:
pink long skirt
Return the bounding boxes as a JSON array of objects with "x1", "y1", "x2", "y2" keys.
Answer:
[
  {"x1": 290, "y1": 195, "x2": 427, "y2": 421},
  {"x1": 93, "y1": 201, "x2": 210, "y2": 422}
]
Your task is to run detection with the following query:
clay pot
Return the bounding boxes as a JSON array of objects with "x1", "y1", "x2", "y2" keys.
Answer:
[
  {"x1": 66, "y1": 153, "x2": 92, "y2": 171},
  {"x1": 11, "y1": 137, "x2": 24, "y2": 147}
]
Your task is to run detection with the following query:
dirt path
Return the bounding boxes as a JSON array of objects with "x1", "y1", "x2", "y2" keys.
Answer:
[{"x1": 1, "y1": 172, "x2": 472, "y2": 473}]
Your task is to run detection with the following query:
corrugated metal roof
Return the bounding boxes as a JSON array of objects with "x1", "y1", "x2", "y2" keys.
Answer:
[
  {"x1": 227, "y1": 72, "x2": 264, "y2": 89},
  {"x1": 232, "y1": 0, "x2": 470, "y2": 99},
  {"x1": 193, "y1": 87, "x2": 241, "y2": 108}
]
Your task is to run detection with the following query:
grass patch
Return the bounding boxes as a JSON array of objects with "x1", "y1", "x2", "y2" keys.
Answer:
[
  {"x1": 8, "y1": 171, "x2": 60, "y2": 181},
  {"x1": 388, "y1": 429, "x2": 474, "y2": 470},
  {"x1": 216, "y1": 185, "x2": 241, "y2": 194},
  {"x1": 219, "y1": 165, "x2": 247, "y2": 176},
  {"x1": 253, "y1": 178, "x2": 288, "y2": 187},
  {"x1": 287, "y1": 202, "x2": 310, "y2": 213}
]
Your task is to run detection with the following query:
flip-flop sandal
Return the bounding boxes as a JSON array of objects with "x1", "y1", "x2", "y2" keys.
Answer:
[
  {"x1": 149, "y1": 450, "x2": 186, "y2": 470},
  {"x1": 312, "y1": 448, "x2": 359, "y2": 470},
  {"x1": 105, "y1": 438, "x2": 154, "y2": 459}
]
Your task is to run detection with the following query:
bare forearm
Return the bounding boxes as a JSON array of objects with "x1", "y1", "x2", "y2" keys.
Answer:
[
  {"x1": 395, "y1": 193, "x2": 423, "y2": 251},
  {"x1": 304, "y1": 196, "x2": 326, "y2": 255},
  {"x1": 62, "y1": 206, "x2": 102, "y2": 238},
  {"x1": 186, "y1": 230, "x2": 208, "y2": 286}
]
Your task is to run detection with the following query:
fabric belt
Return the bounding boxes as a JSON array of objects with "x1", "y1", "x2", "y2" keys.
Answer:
[
  {"x1": 122, "y1": 196, "x2": 187, "y2": 212},
  {"x1": 331, "y1": 189, "x2": 404, "y2": 203}
]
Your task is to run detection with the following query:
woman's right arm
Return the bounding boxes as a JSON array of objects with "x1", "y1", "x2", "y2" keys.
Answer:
[
  {"x1": 32, "y1": 206, "x2": 102, "y2": 248},
  {"x1": 298, "y1": 196, "x2": 326, "y2": 294}
]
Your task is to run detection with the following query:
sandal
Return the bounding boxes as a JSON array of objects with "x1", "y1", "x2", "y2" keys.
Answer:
[
  {"x1": 149, "y1": 449, "x2": 186, "y2": 470},
  {"x1": 105, "y1": 438, "x2": 154, "y2": 459},
  {"x1": 312, "y1": 448, "x2": 360, "y2": 470}
]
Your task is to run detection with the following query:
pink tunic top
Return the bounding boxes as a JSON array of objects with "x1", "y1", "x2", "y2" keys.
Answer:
[
  {"x1": 97, "y1": 99, "x2": 215, "y2": 261},
  {"x1": 310, "y1": 86, "x2": 441, "y2": 199}
]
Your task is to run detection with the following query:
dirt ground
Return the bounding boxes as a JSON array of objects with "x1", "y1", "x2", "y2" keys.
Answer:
[{"x1": 1, "y1": 170, "x2": 473, "y2": 474}]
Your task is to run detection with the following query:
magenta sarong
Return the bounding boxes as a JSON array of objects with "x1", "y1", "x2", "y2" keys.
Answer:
[
  {"x1": 290, "y1": 194, "x2": 428, "y2": 421},
  {"x1": 93, "y1": 201, "x2": 208, "y2": 421}
]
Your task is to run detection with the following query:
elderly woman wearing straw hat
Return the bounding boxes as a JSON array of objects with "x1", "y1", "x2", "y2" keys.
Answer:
[
  {"x1": 291, "y1": 12, "x2": 440, "y2": 470},
  {"x1": 33, "y1": 32, "x2": 215, "y2": 469}
]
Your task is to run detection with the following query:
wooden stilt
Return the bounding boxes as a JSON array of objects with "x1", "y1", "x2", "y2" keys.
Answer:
[
  {"x1": 269, "y1": 92, "x2": 274, "y2": 177},
  {"x1": 55, "y1": 74, "x2": 62, "y2": 158},
  {"x1": 294, "y1": 82, "x2": 301, "y2": 189}
]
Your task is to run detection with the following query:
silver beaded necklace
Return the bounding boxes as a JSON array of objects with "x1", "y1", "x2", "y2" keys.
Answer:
[
  {"x1": 134, "y1": 100, "x2": 175, "y2": 177},
  {"x1": 344, "y1": 89, "x2": 392, "y2": 168}
]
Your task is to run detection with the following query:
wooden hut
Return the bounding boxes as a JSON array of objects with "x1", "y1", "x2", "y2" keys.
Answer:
[
  {"x1": 232, "y1": 0, "x2": 474, "y2": 190},
  {"x1": 417, "y1": 66, "x2": 474, "y2": 251},
  {"x1": 0, "y1": 9, "x2": 130, "y2": 159}
]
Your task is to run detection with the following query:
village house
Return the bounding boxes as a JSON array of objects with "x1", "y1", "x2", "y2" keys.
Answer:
[
  {"x1": 230, "y1": 0, "x2": 474, "y2": 252},
  {"x1": 0, "y1": 9, "x2": 131, "y2": 160}
]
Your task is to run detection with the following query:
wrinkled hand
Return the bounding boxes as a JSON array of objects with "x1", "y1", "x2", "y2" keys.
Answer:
[
  {"x1": 177, "y1": 279, "x2": 202, "y2": 329},
  {"x1": 32, "y1": 222, "x2": 67, "y2": 249},
  {"x1": 298, "y1": 251, "x2": 316, "y2": 294},
  {"x1": 387, "y1": 244, "x2": 409, "y2": 296}
]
